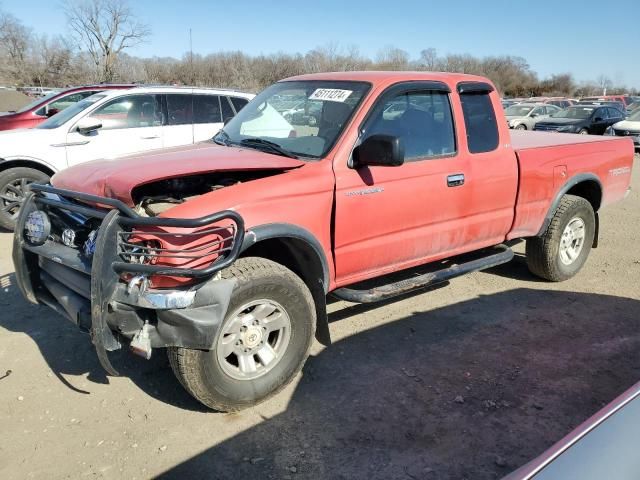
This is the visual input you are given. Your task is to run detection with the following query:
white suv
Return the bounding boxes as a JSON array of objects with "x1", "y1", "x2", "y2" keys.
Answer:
[{"x1": 0, "y1": 86, "x2": 254, "y2": 229}]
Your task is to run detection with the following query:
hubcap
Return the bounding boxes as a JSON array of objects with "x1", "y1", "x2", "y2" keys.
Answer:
[
  {"x1": 216, "y1": 299, "x2": 291, "y2": 380},
  {"x1": 559, "y1": 217, "x2": 586, "y2": 265},
  {"x1": 1, "y1": 177, "x2": 34, "y2": 220}
]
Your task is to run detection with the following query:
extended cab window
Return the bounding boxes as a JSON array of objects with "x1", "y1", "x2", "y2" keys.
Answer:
[
  {"x1": 167, "y1": 94, "x2": 193, "y2": 125},
  {"x1": 85, "y1": 95, "x2": 163, "y2": 130},
  {"x1": 366, "y1": 91, "x2": 456, "y2": 160},
  {"x1": 459, "y1": 92, "x2": 499, "y2": 154}
]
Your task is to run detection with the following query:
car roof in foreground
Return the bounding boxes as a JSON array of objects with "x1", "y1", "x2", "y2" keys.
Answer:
[{"x1": 282, "y1": 71, "x2": 494, "y2": 89}]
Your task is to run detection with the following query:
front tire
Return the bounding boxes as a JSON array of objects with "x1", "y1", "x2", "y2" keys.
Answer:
[
  {"x1": 515, "y1": 124, "x2": 527, "y2": 130},
  {"x1": 168, "y1": 257, "x2": 316, "y2": 412},
  {"x1": 578, "y1": 128, "x2": 589, "y2": 134},
  {"x1": 526, "y1": 195, "x2": 595, "y2": 282},
  {"x1": 0, "y1": 167, "x2": 50, "y2": 231}
]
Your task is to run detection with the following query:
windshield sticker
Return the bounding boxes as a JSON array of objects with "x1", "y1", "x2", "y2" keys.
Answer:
[{"x1": 309, "y1": 88, "x2": 353, "y2": 102}]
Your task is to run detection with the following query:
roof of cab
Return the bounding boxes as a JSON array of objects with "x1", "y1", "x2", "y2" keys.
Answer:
[{"x1": 282, "y1": 71, "x2": 495, "y2": 90}]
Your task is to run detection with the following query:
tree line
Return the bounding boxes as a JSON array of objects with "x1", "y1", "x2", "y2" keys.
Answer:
[{"x1": 1, "y1": 2, "x2": 637, "y2": 97}]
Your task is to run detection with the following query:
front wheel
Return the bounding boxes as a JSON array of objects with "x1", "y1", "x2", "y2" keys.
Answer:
[
  {"x1": 526, "y1": 195, "x2": 595, "y2": 282},
  {"x1": 578, "y1": 128, "x2": 589, "y2": 135},
  {"x1": 168, "y1": 257, "x2": 316, "y2": 412},
  {"x1": 0, "y1": 167, "x2": 50, "y2": 231},
  {"x1": 515, "y1": 123, "x2": 527, "y2": 130}
]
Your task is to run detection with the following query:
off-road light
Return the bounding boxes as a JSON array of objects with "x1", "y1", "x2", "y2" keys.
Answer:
[
  {"x1": 62, "y1": 228, "x2": 76, "y2": 247},
  {"x1": 24, "y1": 210, "x2": 51, "y2": 246}
]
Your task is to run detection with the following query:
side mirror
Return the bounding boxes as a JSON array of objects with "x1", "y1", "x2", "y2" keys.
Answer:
[
  {"x1": 352, "y1": 134, "x2": 404, "y2": 168},
  {"x1": 76, "y1": 118, "x2": 102, "y2": 135},
  {"x1": 530, "y1": 113, "x2": 538, "y2": 118},
  {"x1": 46, "y1": 107, "x2": 59, "y2": 118}
]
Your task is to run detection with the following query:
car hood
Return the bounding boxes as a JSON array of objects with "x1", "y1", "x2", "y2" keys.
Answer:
[
  {"x1": 505, "y1": 115, "x2": 529, "y2": 121},
  {"x1": 612, "y1": 119, "x2": 640, "y2": 131},
  {"x1": 536, "y1": 117, "x2": 584, "y2": 126},
  {"x1": 51, "y1": 142, "x2": 306, "y2": 206},
  {"x1": 0, "y1": 111, "x2": 17, "y2": 117}
]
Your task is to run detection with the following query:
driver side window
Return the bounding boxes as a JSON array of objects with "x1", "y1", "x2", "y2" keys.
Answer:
[{"x1": 365, "y1": 90, "x2": 456, "y2": 161}]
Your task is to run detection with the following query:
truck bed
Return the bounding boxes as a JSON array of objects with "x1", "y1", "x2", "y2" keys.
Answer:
[{"x1": 507, "y1": 130, "x2": 634, "y2": 240}]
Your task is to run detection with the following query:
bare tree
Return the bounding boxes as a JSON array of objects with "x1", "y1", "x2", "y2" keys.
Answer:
[
  {"x1": 64, "y1": 0, "x2": 150, "y2": 82},
  {"x1": 0, "y1": 10, "x2": 32, "y2": 83},
  {"x1": 596, "y1": 74, "x2": 612, "y2": 96}
]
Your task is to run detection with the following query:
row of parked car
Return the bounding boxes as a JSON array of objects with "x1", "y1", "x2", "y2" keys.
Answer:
[
  {"x1": 501, "y1": 95, "x2": 640, "y2": 148},
  {"x1": 0, "y1": 84, "x2": 255, "y2": 229}
]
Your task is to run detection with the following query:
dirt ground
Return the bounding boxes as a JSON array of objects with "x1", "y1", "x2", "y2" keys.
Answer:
[
  {"x1": 0, "y1": 90, "x2": 31, "y2": 112},
  {"x1": 0, "y1": 156, "x2": 638, "y2": 480}
]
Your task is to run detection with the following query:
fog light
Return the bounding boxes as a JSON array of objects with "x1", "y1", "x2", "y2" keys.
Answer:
[
  {"x1": 62, "y1": 228, "x2": 76, "y2": 247},
  {"x1": 24, "y1": 210, "x2": 51, "y2": 246}
]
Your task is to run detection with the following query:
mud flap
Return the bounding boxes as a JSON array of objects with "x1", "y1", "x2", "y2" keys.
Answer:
[{"x1": 90, "y1": 209, "x2": 123, "y2": 376}]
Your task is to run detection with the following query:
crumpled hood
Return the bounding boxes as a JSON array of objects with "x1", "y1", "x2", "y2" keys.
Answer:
[{"x1": 51, "y1": 142, "x2": 305, "y2": 206}]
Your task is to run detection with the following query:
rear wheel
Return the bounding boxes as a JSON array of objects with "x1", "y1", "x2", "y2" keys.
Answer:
[
  {"x1": 168, "y1": 257, "x2": 316, "y2": 412},
  {"x1": 526, "y1": 195, "x2": 595, "y2": 281},
  {"x1": 0, "y1": 167, "x2": 50, "y2": 231}
]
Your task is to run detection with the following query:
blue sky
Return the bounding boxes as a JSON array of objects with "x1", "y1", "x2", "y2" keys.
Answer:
[{"x1": 3, "y1": 0, "x2": 639, "y2": 87}]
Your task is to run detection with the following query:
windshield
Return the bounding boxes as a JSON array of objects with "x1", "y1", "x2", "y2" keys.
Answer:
[
  {"x1": 15, "y1": 91, "x2": 59, "y2": 113},
  {"x1": 216, "y1": 80, "x2": 370, "y2": 159},
  {"x1": 36, "y1": 94, "x2": 107, "y2": 129},
  {"x1": 505, "y1": 105, "x2": 533, "y2": 116},
  {"x1": 628, "y1": 109, "x2": 640, "y2": 122},
  {"x1": 551, "y1": 106, "x2": 594, "y2": 119}
]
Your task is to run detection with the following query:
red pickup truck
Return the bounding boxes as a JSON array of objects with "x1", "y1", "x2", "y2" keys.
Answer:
[{"x1": 12, "y1": 72, "x2": 634, "y2": 411}]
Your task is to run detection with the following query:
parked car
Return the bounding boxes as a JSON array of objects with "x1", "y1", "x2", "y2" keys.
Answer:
[
  {"x1": 577, "y1": 100, "x2": 626, "y2": 116},
  {"x1": 12, "y1": 72, "x2": 634, "y2": 412},
  {"x1": 504, "y1": 380, "x2": 640, "y2": 479},
  {"x1": 0, "y1": 84, "x2": 135, "y2": 131},
  {"x1": 501, "y1": 99, "x2": 520, "y2": 109},
  {"x1": 504, "y1": 103, "x2": 561, "y2": 130},
  {"x1": 528, "y1": 97, "x2": 575, "y2": 109},
  {"x1": 607, "y1": 107, "x2": 640, "y2": 150},
  {"x1": 534, "y1": 104, "x2": 625, "y2": 134},
  {"x1": 0, "y1": 86, "x2": 254, "y2": 229}
]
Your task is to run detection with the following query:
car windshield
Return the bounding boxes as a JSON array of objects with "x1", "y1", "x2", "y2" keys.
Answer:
[
  {"x1": 15, "y1": 91, "x2": 59, "y2": 113},
  {"x1": 628, "y1": 109, "x2": 640, "y2": 122},
  {"x1": 215, "y1": 80, "x2": 370, "y2": 159},
  {"x1": 505, "y1": 105, "x2": 533, "y2": 116},
  {"x1": 551, "y1": 106, "x2": 594, "y2": 119},
  {"x1": 36, "y1": 94, "x2": 107, "y2": 129}
]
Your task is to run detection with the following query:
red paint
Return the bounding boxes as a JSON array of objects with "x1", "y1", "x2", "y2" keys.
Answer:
[
  {"x1": 51, "y1": 72, "x2": 635, "y2": 290},
  {"x1": 0, "y1": 85, "x2": 134, "y2": 131}
]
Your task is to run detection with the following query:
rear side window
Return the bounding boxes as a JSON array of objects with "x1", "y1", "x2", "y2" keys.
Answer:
[
  {"x1": 459, "y1": 92, "x2": 499, "y2": 154},
  {"x1": 608, "y1": 108, "x2": 622, "y2": 119},
  {"x1": 167, "y1": 94, "x2": 193, "y2": 125},
  {"x1": 193, "y1": 95, "x2": 222, "y2": 124},
  {"x1": 229, "y1": 96, "x2": 249, "y2": 112}
]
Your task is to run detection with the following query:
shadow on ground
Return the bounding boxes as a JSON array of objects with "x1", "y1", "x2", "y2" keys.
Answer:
[{"x1": 156, "y1": 286, "x2": 640, "y2": 480}]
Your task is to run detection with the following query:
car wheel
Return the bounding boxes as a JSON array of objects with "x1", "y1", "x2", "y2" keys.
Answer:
[
  {"x1": 168, "y1": 257, "x2": 316, "y2": 412},
  {"x1": 515, "y1": 124, "x2": 527, "y2": 130},
  {"x1": 0, "y1": 167, "x2": 50, "y2": 231},
  {"x1": 525, "y1": 194, "x2": 595, "y2": 282},
  {"x1": 578, "y1": 128, "x2": 589, "y2": 134}
]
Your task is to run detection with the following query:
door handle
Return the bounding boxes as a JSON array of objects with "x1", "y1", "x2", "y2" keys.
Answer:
[
  {"x1": 447, "y1": 174, "x2": 465, "y2": 187},
  {"x1": 140, "y1": 135, "x2": 160, "y2": 139}
]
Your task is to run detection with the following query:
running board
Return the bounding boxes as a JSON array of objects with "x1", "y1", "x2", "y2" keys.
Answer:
[{"x1": 332, "y1": 245, "x2": 514, "y2": 304}]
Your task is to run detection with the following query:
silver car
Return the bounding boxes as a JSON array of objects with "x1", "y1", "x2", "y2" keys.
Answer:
[{"x1": 505, "y1": 103, "x2": 562, "y2": 130}]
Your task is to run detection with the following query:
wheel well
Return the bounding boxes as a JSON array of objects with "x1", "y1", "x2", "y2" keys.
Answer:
[
  {"x1": 566, "y1": 180, "x2": 602, "y2": 212},
  {"x1": 240, "y1": 237, "x2": 331, "y2": 345},
  {"x1": 0, "y1": 159, "x2": 55, "y2": 177}
]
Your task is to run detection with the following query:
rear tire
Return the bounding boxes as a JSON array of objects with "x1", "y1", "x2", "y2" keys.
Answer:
[
  {"x1": 0, "y1": 167, "x2": 50, "y2": 231},
  {"x1": 168, "y1": 257, "x2": 316, "y2": 412},
  {"x1": 526, "y1": 195, "x2": 595, "y2": 282}
]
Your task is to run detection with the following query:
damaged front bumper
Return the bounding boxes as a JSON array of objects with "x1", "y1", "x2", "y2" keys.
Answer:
[{"x1": 13, "y1": 184, "x2": 244, "y2": 375}]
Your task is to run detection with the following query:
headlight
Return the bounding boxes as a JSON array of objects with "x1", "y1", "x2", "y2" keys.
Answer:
[{"x1": 24, "y1": 210, "x2": 51, "y2": 246}]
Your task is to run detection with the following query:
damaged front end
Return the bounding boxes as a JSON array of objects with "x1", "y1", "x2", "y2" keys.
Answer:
[{"x1": 13, "y1": 184, "x2": 244, "y2": 375}]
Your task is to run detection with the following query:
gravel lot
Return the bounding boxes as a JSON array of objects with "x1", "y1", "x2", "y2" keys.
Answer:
[{"x1": 0, "y1": 156, "x2": 638, "y2": 479}]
